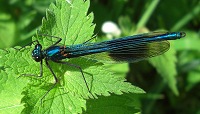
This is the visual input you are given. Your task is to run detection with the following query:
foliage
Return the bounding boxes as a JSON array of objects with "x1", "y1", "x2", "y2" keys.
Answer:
[
  {"x1": 0, "y1": 0, "x2": 143, "y2": 113},
  {"x1": 0, "y1": 0, "x2": 200, "y2": 114}
]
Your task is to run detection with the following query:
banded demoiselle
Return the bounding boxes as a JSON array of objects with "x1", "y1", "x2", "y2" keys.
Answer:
[{"x1": 29, "y1": 31, "x2": 186, "y2": 101}]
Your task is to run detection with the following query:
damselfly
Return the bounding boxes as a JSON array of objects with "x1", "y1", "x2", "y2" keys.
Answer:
[{"x1": 24, "y1": 31, "x2": 186, "y2": 101}]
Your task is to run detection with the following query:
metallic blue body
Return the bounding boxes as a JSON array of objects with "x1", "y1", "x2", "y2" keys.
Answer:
[{"x1": 39, "y1": 31, "x2": 185, "y2": 63}]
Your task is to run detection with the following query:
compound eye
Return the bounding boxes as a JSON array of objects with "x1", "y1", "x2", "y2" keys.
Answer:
[{"x1": 32, "y1": 45, "x2": 43, "y2": 62}]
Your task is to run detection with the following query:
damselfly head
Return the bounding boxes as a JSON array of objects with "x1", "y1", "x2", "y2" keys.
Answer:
[{"x1": 32, "y1": 44, "x2": 44, "y2": 62}]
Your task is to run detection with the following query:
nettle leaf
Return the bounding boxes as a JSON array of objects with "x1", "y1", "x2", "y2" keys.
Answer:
[
  {"x1": 149, "y1": 42, "x2": 178, "y2": 95},
  {"x1": 0, "y1": 49, "x2": 31, "y2": 114},
  {"x1": 83, "y1": 93, "x2": 141, "y2": 114},
  {"x1": 0, "y1": 0, "x2": 144, "y2": 113}
]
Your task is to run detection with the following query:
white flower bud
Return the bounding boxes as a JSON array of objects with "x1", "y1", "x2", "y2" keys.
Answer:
[{"x1": 101, "y1": 21, "x2": 121, "y2": 39}]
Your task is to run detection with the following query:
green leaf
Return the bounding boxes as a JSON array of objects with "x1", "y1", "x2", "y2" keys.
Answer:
[
  {"x1": 83, "y1": 93, "x2": 141, "y2": 114},
  {"x1": 0, "y1": 0, "x2": 144, "y2": 113},
  {"x1": 186, "y1": 65, "x2": 200, "y2": 91},
  {"x1": 0, "y1": 49, "x2": 29, "y2": 114},
  {"x1": 0, "y1": 13, "x2": 16, "y2": 48},
  {"x1": 103, "y1": 63, "x2": 129, "y2": 80},
  {"x1": 149, "y1": 43, "x2": 178, "y2": 95},
  {"x1": 174, "y1": 31, "x2": 200, "y2": 51}
]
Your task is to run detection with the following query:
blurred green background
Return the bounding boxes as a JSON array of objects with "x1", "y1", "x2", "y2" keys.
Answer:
[{"x1": 0, "y1": 0, "x2": 200, "y2": 114}]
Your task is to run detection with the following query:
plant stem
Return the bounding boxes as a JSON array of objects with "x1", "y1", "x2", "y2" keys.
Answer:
[
  {"x1": 171, "y1": 2, "x2": 200, "y2": 31},
  {"x1": 136, "y1": 0, "x2": 160, "y2": 32}
]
